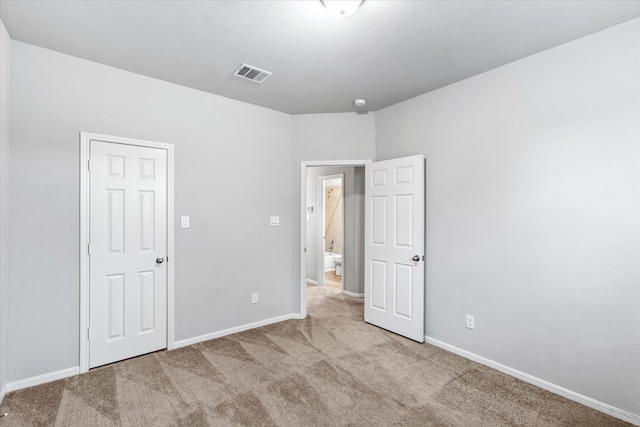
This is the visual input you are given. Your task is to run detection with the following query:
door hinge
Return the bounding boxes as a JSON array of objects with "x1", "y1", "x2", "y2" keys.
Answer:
[
  {"x1": 87, "y1": 328, "x2": 91, "y2": 340},
  {"x1": 88, "y1": 160, "x2": 91, "y2": 171},
  {"x1": 88, "y1": 244, "x2": 92, "y2": 255}
]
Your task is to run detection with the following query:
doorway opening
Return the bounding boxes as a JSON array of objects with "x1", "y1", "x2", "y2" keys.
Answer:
[
  {"x1": 300, "y1": 160, "x2": 371, "y2": 318},
  {"x1": 318, "y1": 173, "x2": 344, "y2": 291}
]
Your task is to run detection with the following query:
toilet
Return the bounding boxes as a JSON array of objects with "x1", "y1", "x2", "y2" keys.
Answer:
[{"x1": 333, "y1": 254, "x2": 343, "y2": 276}]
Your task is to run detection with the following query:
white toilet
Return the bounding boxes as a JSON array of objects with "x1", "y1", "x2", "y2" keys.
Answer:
[{"x1": 333, "y1": 254, "x2": 343, "y2": 276}]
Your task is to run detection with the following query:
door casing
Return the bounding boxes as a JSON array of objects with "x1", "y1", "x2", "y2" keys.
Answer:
[{"x1": 79, "y1": 132, "x2": 175, "y2": 373}]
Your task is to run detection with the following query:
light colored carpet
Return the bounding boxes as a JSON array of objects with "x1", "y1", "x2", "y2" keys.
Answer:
[{"x1": 0, "y1": 285, "x2": 629, "y2": 426}]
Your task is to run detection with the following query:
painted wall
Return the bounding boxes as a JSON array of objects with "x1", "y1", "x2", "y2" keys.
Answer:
[
  {"x1": 0, "y1": 19, "x2": 11, "y2": 399},
  {"x1": 324, "y1": 184, "x2": 343, "y2": 254},
  {"x1": 375, "y1": 18, "x2": 640, "y2": 416},
  {"x1": 292, "y1": 113, "x2": 375, "y2": 309},
  {"x1": 8, "y1": 41, "x2": 293, "y2": 382}
]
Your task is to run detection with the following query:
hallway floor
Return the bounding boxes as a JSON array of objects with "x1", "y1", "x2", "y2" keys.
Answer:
[{"x1": 324, "y1": 270, "x2": 342, "y2": 290}]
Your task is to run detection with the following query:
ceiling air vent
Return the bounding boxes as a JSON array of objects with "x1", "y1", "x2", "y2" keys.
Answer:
[{"x1": 233, "y1": 63, "x2": 272, "y2": 84}]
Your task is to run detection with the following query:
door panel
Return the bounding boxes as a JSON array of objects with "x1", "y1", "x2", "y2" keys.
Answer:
[
  {"x1": 139, "y1": 270, "x2": 156, "y2": 333},
  {"x1": 364, "y1": 155, "x2": 425, "y2": 342},
  {"x1": 371, "y1": 260, "x2": 387, "y2": 310},
  {"x1": 89, "y1": 140, "x2": 167, "y2": 368},
  {"x1": 106, "y1": 274, "x2": 125, "y2": 340}
]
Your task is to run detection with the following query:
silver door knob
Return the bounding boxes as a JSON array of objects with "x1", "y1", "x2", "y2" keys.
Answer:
[
  {"x1": 156, "y1": 257, "x2": 164, "y2": 264},
  {"x1": 412, "y1": 255, "x2": 420, "y2": 262}
]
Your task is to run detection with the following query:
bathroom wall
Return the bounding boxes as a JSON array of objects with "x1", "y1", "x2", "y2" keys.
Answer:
[{"x1": 324, "y1": 183, "x2": 343, "y2": 254}]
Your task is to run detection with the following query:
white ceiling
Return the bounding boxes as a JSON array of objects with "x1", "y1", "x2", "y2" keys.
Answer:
[{"x1": 2, "y1": 1, "x2": 640, "y2": 114}]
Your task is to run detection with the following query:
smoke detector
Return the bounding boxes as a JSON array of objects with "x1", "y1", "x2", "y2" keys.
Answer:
[
  {"x1": 233, "y1": 63, "x2": 272, "y2": 84},
  {"x1": 354, "y1": 98, "x2": 367, "y2": 107}
]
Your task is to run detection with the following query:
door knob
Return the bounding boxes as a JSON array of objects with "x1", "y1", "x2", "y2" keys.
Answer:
[
  {"x1": 156, "y1": 257, "x2": 164, "y2": 264},
  {"x1": 412, "y1": 255, "x2": 420, "y2": 262}
]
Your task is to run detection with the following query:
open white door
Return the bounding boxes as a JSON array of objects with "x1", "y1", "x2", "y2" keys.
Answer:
[
  {"x1": 364, "y1": 155, "x2": 425, "y2": 342},
  {"x1": 89, "y1": 140, "x2": 168, "y2": 368}
]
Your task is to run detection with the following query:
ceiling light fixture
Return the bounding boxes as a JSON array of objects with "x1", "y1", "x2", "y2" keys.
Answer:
[
  {"x1": 321, "y1": 0, "x2": 364, "y2": 18},
  {"x1": 354, "y1": 98, "x2": 367, "y2": 107}
]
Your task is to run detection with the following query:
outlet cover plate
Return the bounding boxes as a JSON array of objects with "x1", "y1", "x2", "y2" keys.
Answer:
[{"x1": 465, "y1": 315, "x2": 475, "y2": 330}]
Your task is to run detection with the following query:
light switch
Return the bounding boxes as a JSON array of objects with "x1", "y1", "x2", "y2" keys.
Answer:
[
  {"x1": 181, "y1": 216, "x2": 190, "y2": 228},
  {"x1": 270, "y1": 216, "x2": 280, "y2": 227}
]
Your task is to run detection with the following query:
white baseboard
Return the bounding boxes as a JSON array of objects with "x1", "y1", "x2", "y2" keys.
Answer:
[
  {"x1": 0, "y1": 383, "x2": 6, "y2": 403},
  {"x1": 306, "y1": 279, "x2": 318, "y2": 285},
  {"x1": 5, "y1": 366, "x2": 79, "y2": 395},
  {"x1": 174, "y1": 314, "x2": 298, "y2": 349},
  {"x1": 424, "y1": 337, "x2": 640, "y2": 426},
  {"x1": 342, "y1": 290, "x2": 364, "y2": 298}
]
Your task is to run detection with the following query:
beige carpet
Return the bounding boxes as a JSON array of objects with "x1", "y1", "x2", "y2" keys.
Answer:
[{"x1": 0, "y1": 285, "x2": 629, "y2": 426}]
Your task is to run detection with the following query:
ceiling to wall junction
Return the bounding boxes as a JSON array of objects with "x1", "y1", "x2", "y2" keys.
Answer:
[{"x1": 1, "y1": 1, "x2": 640, "y2": 114}]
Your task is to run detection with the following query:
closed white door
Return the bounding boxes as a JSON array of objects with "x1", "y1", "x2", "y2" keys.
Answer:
[
  {"x1": 89, "y1": 140, "x2": 167, "y2": 368},
  {"x1": 364, "y1": 155, "x2": 425, "y2": 342}
]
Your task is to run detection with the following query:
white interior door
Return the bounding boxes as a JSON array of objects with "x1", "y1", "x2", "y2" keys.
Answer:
[
  {"x1": 364, "y1": 155, "x2": 425, "y2": 342},
  {"x1": 89, "y1": 140, "x2": 167, "y2": 368}
]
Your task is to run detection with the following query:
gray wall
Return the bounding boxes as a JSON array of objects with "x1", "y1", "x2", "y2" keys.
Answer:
[
  {"x1": 292, "y1": 113, "x2": 375, "y2": 310},
  {"x1": 0, "y1": 19, "x2": 11, "y2": 397},
  {"x1": 8, "y1": 41, "x2": 293, "y2": 382},
  {"x1": 306, "y1": 166, "x2": 365, "y2": 296},
  {"x1": 376, "y1": 18, "x2": 640, "y2": 416},
  {"x1": 353, "y1": 167, "x2": 365, "y2": 296}
]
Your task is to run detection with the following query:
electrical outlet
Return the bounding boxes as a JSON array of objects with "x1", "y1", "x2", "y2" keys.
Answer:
[
  {"x1": 465, "y1": 315, "x2": 475, "y2": 330},
  {"x1": 251, "y1": 293, "x2": 258, "y2": 304}
]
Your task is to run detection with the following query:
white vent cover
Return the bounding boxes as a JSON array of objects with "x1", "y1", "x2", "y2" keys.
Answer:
[{"x1": 233, "y1": 63, "x2": 272, "y2": 84}]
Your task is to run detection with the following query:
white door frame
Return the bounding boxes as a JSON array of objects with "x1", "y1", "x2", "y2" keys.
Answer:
[
  {"x1": 300, "y1": 160, "x2": 371, "y2": 318},
  {"x1": 317, "y1": 173, "x2": 344, "y2": 288},
  {"x1": 79, "y1": 132, "x2": 175, "y2": 373}
]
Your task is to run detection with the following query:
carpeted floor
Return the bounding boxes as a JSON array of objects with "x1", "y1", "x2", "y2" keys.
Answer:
[{"x1": 0, "y1": 285, "x2": 630, "y2": 426}]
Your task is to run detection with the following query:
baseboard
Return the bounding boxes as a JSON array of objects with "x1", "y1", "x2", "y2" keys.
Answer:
[
  {"x1": 306, "y1": 279, "x2": 318, "y2": 285},
  {"x1": 0, "y1": 383, "x2": 6, "y2": 403},
  {"x1": 174, "y1": 314, "x2": 298, "y2": 349},
  {"x1": 342, "y1": 290, "x2": 364, "y2": 298},
  {"x1": 424, "y1": 336, "x2": 640, "y2": 426},
  {"x1": 5, "y1": 366, "x2": 79, "y2": 395}
]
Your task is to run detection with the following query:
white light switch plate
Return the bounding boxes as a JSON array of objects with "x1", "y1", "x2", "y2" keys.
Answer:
[
  {"x1": 181, "y1": 216, "x2": 190, "y2": 228},
  {"x1": 270, "y1": 216, "x2": 280, "y2": 227}
]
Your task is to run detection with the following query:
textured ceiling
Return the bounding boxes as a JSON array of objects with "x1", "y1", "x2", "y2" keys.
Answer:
[{"x1": 2, "y1": 1, "x2": 640, "y2": 114}]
